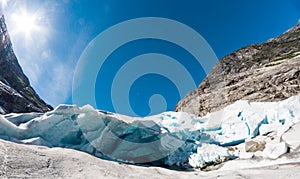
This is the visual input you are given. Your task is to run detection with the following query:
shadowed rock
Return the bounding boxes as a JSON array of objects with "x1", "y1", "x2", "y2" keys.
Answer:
[{"x1": 0, "y1": 15, "x2": 52, "y2": 114}]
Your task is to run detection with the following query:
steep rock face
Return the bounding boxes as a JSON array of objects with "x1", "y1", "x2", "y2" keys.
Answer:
[
  {"x1": 0, "y1": 15, "x2": 52, "y2": 114},
  {"x1": 175, "y1": 21, "x2": 300, "y2": 117}
]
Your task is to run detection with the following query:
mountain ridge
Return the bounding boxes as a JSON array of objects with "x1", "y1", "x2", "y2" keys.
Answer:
[
  {"x1": 0, "y1": 15, "x2": 53, "y2": 114},
  {"x1": 175, "y1": 20, "x2": 300, "y2": 117}
]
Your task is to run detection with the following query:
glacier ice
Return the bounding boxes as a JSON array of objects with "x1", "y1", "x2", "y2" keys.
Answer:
[
  {"x1": 0, "y1": 94, "x2": 299, "y2": 169},
  {"x1": 188, "y1": 144, "x2": 232, "y2": 169}
]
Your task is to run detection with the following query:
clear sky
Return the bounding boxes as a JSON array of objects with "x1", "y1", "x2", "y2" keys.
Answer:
[{"x1": 1, "y1": 0, "x2": 299, "y2": 116}]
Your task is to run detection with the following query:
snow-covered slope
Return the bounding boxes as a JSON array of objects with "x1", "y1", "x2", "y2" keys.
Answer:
[{"x1": 0, "y1": 94, "x2": 300, "y2": 169}]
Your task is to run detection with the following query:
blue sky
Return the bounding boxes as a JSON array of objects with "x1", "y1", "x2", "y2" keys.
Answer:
[{"x1": 1, "y1": 0, "x2": 300, "y2": 116}]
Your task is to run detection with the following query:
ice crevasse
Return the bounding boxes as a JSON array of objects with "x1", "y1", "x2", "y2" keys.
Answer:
[{"x1": 0, "y1": 94, "x2": 299, "y2": 169}]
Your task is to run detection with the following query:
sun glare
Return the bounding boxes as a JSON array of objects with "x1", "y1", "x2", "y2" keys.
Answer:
[
  {"x1": 11, "y1": 11, "x2": 39, "y2": 38},
  {"x1": 0, "y1": 0, "x2": 8, "y2": 9},
  {"x1": 6, "y1": 3, "x2": 50, "y2": 58}
]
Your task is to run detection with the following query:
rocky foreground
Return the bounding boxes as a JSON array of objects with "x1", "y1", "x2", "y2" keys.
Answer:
[{"x1": 1, "y1": 139, "x2": 300, "y2": 178}]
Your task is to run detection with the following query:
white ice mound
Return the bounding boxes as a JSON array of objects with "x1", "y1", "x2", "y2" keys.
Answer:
[
  {"x1": 188, "y1": 144, "x2": 232, "y2": 169},
  {"x1": 0, "y1": 94, "x2": 299, "y2": 168}
]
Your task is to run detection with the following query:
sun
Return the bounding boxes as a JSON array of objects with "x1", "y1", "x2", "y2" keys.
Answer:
[
  {"x1": 0, "y1": 0, "x2": 9, "y2": 9},
  {"x1": 11, "y1": 10, "x2": 40, "y2": 40}
]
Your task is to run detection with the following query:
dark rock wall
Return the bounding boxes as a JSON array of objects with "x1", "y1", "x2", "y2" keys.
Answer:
[{"x1": 0, "y1": 15, "x2": 53, "y2": 114}]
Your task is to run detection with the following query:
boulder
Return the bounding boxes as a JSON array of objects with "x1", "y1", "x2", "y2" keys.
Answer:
[
  {"x1": 263, "y1": 142, "x2": 287, "y2": 159},
  {"x1": 245, "y1": 140, "x2": 266, "y2": 152},
  {"x1": 282, "y1": 122, "x2": 300, "y2": 152}
]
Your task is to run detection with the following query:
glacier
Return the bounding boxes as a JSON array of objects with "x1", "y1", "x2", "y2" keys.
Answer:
[{"x1": 0, "y1": 94, "x2": 299, "y2": 169}]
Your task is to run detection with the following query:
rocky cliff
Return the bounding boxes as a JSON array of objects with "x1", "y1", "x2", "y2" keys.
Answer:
[
  {"x1": 175, "y1": 21, "x2": 300, "y2": 117},
  {"x1": 0, "y1": 15, "x2": 52, "y2": 114}
]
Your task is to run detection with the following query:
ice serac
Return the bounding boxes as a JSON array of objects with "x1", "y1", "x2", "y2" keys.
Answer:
[
  {"x1": 175, "y1": 20, "x2": 300, "y2": 117},
  {"x1": 188, "y1": 144, "x2": 232, "y2": 169},
  {"x1": 0, "y1": 15, "x2": 52, "y2": 114},
  {"x1": 0, "y1": 94, "x2": 299, "y2": 169}
]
